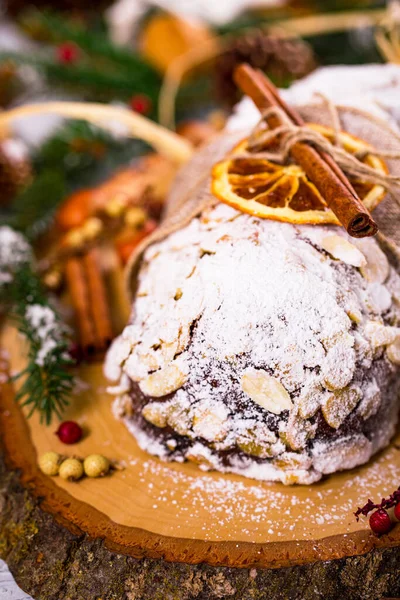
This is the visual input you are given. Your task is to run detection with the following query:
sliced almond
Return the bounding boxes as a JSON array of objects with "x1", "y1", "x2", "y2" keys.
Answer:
[
  {"x1": 237, "y1": 424, "x2": 281, "y2": 458},
  {"x1": 137, "y1": 350, "x2": 160, "y2": 373},
  {"x1": 139, "y1": 361, "x2": 188, "y2": 397},
  {"x1": 387, "y1": 337, "x2": 400, "y2": 365},
  {"x1": 166, "y1": 400, "x2": 192, "y2": 436},
  {"x1": 176, "y1": 325, "x2": 190, "y2": 355},
  {"x1": 112, "y1": 394, "x2": 133, "y2": 419},
  {"x1": 357, "y1": 380, "x2": 381, "y2": 420},
  {"x1": 142, "y1": 402, "x2": 169, "y2": 427},
  {"x1": 321, "y1": 235, "x2": 366, "y2": 267},
  {"x1": 365, "y1": 321, "x2": 400, "y2": 349},
  {"x1": 345, "y1": 294, "x2": 363, "y2": 324},
  {"x1": 285, "y1": 409, "x2": 316, "y2": 451},
  {"x1": 103, "y1": 336, "x2": 133, "y2": 381},
  {"x1": 357, "y1": 238, "x2": 389, "y2": 283},
  {"x1": 121, "y1": 324, "x2": 141, "y2": 343},
  {"x1": 237, "y1": 438, "x2": 281, "y2": 459},
  {"x1": 124, "y1": 352, "x2": 150, "y2": 382},
  {"x1": 346, "y1": 307, "x2": 363, "y2": 324},
  {"x1": 273, "y1": 452, "x2": 312, "y2": 471},
  {"x1": 322, "y1": 343, "x2": 355, "y2": 391},
  {"x1": 298, "y1": 386, "x2": 325, "y2": 419},
  {"x1": 321, "y1": 386, "x2": 361, "y2": 429},
  {"x1": 192, "y1": 402, "x2": 229, "y2": 443},
  {"x1": 281, "y1": 472, "x2": 302, "y2": 485},
  {"x1": 160, "y1": 340, "x2": 179, "y2": 364},
  {"x1": 321, "y1": 330, "x2": 354, "y2": 352},
  {"x1": 185, "y1": 443, "x2": 215, "y2": 470},
  {"x1": 241, "y1": 370, "x2": 292, "y2": 414},
  {"x1": 353, "y1": 331, "x2": 374, "y2": 366}
]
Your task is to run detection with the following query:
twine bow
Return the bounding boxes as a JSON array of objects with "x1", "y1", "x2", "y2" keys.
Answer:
[{"x1": 241, "y1": 100, "x2": 400, "y2": 207}]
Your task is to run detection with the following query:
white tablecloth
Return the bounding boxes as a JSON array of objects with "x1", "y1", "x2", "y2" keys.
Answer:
[{"x1": 0, "y1": 561, "x2": 33, "y2": 600}]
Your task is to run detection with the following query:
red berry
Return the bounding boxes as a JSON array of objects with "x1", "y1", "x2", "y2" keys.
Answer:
[
  {"x1": 56, "y1": 42, "x2": 80, "y2": 65},
  {"x1": 129, "y1": 94, "x2": 152, "y2": 115},
  {"x1": 68, "y1": 342, "x2": 83, "y2": 364},
  {"x1": 395, "y1": 502, "x2": 400, "y2": 521},
  {"x1": 369, "y1": 509, "x2": 392, "y2": 535},
  {"x1": 55, "y1": 421, "x2": 83, "y2": 444}
]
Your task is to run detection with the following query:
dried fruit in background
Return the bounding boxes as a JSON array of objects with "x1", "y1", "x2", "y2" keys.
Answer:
[{"x1": 139, "y1": 12, "x2": 218, "y2": 75}]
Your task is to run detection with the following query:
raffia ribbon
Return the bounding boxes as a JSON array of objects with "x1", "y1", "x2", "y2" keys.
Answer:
[
  {"x1": 245, "y1": 105, "x2": 400, "y2": 195},
  {"x1": 126, "y1": 103, "x2": 400, "y2": 297}
]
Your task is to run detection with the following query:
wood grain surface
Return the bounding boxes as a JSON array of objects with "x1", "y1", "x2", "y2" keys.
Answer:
[{"x1": 1, "y1": 324, "x2": 400, "y2": 569}]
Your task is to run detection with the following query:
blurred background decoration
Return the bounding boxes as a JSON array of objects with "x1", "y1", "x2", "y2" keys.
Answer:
[
  {"x1": 1, "y1": 0, "x2": 396, "y2": 239},
  {"x1": 1, "y1": 0, "x2": 400, "y2": 423},
  {"x1": 0, "y1": 0, "x2": 389, "y2": 116},
  {"x1": 0, "y1": 0, "x2": 397, "y2": 232},
  {"x1": 376, "y1": 0, "x2": 400, "y2": 62}
]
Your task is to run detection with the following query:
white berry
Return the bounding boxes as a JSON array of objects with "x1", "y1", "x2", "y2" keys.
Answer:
[
  {"x1": 39, "y1": 451, "x2": 61, "y2": 476},
  {"x1": 83, "y1": 454, "x2": 110, "y2": 478},
  {"x1": 59, "y1": 458, "x2": 84, "y2": 481}
]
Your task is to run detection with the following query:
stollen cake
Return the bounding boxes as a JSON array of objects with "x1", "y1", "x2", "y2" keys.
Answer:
[{"x1": 105, "y1": 133, "x2": 400, "y2": 485}]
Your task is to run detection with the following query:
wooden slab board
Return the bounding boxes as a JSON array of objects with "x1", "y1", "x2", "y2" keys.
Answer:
[{"x1": 1, "y1": 324, "x2": 400, "y2": 569}]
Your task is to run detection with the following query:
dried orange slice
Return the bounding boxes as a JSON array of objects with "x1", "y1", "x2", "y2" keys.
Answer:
[{"x1": 211, "y1": 123, "x2": 387, "y2": 225}]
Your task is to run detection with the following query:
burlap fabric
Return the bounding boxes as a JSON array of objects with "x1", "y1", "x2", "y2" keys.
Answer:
[{"x1": 126, "y1": 105, "x2": 400, "y2": 297}]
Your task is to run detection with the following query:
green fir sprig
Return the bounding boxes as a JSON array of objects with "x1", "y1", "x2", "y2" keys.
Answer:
[
  {"x1": 2, "y1": 10, "x2": 161, "y2": 109},
  {"x1": 6, "y1": 169, "x2": 66, "y2": 241},
  {"x1": 0, "y1": 227, "x2": 74, "y2": 425},
  {"x1": 28, "y1": 10, "x2": 157, "y2": 76}
]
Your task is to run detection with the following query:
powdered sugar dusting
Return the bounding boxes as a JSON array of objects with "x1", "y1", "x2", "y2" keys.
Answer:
[
  {"x1": 106, "y1": 203, "x2": 400, "y2": 484},
  {"x1": 119, "y1": 436, "x2": 400, "y2": 542},
  {"x1": 25, "y1": 304, "x2": 68, "y2": 366},
  {"x1": 0, "y1": 226, "x2": 31, "y2": 285}
]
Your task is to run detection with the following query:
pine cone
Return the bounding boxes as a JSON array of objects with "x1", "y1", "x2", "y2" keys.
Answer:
[
  {"x1": 0, "y1": 139, "x2": 32, "y2": 206},
  {"x1": 215, "y1": 29, "x2": 317, "y2": 106}
]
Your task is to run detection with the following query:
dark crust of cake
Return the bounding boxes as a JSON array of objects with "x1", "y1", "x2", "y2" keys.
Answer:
[{"x1": 124, "y1": 356, "x2": 400, "y2": 476}]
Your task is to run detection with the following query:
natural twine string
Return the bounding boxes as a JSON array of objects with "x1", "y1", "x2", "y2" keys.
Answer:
[
  {"x1": 240, "y1": 103, "x2": 400, "y2": 206},
  {"x1": 125, "y1": 103, "x2": 400, "y2": 296}
]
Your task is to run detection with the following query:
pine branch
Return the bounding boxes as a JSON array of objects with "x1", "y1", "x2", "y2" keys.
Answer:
[
  {"x1": 32, "y1": 119, "x2": 147, "y2": 177},
  {"x1": 1, "y1": 52, "x2": 159, "y2": 102},
  {"x1": 0, "y1": 227, "x2": 74, "y2": 425},
  {"x1": 4, "y1": 10, "x2": 161, "y2": 108},
  {"x1": 6, "y1": 169, "x2": 66, "y2": 241},
  {"x1": 33, "y1": 10, "x2": 158, "y2": 76}
]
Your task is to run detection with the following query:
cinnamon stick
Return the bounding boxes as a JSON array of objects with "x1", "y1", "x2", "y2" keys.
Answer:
[
  {"x1": 65, "y1": 257, "x2": 96, "y2": 355},
  {"x1": 234, "y1": 64, "x2": 378, "y2": 238},
  {"x1": 254, "y1": 69, "x2": 359, "y2": 201},
  {"x1": 101, "y1": 247, "x2": 131, "y2": 335},
  {"x1": 83, "y1": 249, "x2": 113, "y2": 351}
]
